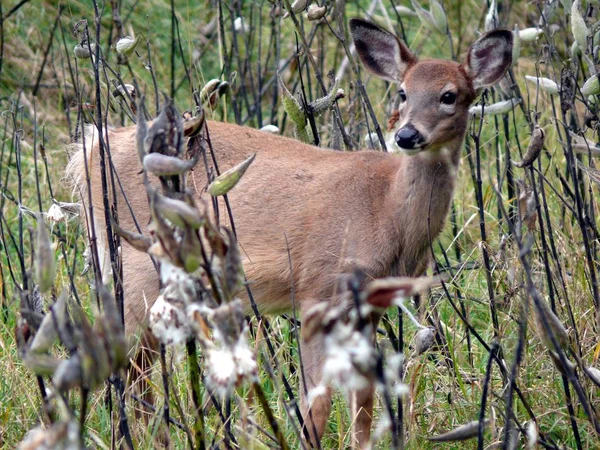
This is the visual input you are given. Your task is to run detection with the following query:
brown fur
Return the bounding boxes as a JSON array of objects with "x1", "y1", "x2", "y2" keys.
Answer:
[{"x1": 67, "y1": 20, "x2": 512, "y2": 449}]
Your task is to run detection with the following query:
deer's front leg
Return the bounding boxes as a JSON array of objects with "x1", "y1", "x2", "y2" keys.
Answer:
[{"x1": 299, "y1": 312, "x2": 333, "y2": 448}]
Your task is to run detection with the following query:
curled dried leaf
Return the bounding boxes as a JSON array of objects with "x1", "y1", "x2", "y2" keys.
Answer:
[
  {"x1": 514, "y1": 125, "x2": 545, "y2": 168},
  {"x1": 35, "y1": 213, "x2": 55, "y2": 293},
  {"x1": 111, "y1": 218, "x2": 152, "y2": 253},
  {"x1": 183, "y1": 111, "x2": 206, "y2": 137},
  {"x1": 427, "y1": 419, "x2": 489, "y2": 442},
  {"x1": 363, "y1": 276, "x2": 442, "y2": 308}
]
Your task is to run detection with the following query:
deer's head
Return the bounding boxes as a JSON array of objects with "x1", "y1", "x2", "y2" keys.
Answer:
[{"x1": 350, "y1": 19, "x2": 512, "y2": 155}]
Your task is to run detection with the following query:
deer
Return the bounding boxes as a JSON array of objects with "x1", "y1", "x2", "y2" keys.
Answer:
[{"x1": 67, "y1": 18, "x2": 512, "y2": 449}]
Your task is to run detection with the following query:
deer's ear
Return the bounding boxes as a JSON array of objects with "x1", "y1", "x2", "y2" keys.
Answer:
[
  {"x1": 464, "y1": 29, "x2": 513, "y2": 90},
  {"x1": 350, "y1": 19, "x2": 416, "y2": 82}
]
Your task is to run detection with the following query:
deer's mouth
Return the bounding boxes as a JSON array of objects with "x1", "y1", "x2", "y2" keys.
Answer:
[{"x1": 396, "y1": 142, "x2": 427, "y2": 156}]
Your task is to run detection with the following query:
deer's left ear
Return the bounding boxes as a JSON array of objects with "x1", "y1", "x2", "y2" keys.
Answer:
[
  {"x1": 350, "y1": 18, "x2": 417, "y2": 83},
  {"x1": 464, "y1": 29, "x2": 513, "y2": 91}
]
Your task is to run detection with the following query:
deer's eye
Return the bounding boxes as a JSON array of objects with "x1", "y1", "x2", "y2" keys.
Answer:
[
  {"x1": 398, "y1": 89, "x2": 407, "y2": 103},
  {"x1": 441, "y1": 92, "x2": 457, "y2": 105}
]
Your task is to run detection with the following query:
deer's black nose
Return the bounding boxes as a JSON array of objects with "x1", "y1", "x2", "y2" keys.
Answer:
[{"x1": 395, "y1": 124, "x2": 424, "y2": 150}]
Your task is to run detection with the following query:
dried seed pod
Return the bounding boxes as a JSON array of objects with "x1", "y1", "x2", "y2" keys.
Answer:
[
  {"x1": 284, "y1": 0, "x2": 309, "y2": 17},
  {"x1": 35, "y1": 213, "x2": 56, "y2": 293},
  {"x1": 153, "y1": 192, "x2": 204, "y2": 229},
  {"x1": 429, "y1": 0, "x2": 448, "y2": 32},
  {"x1": 74, "y1": 41, "x2": 95, "y2": 59},
  {"x1": 183, "y1": 111, "x2": 205, "y2": 137},
  {"x1": 112, "y1": 219, "x2": 152, "y2": 253},
  {"x1": 548, "y1": 350, "x2": 576, "y2": 375},
  {"x1": 112, "y1": 83, "x2": 136, "y2": 101},
  {"x1": 53, "y1": 354, "x2": 83, "y2": 392},
  {"x1": 208, "y1": 153, "x2": 256, "y2": 196},
  {"x1": 532, "y1": 292, "x2": 570, "y2": 352},
  {"x1": 260, "y1": 124, "x2": 280, "y2": 134},
  {"x1": 411, "y1": 0, "x2": 438, "y2": 33},
  {"x1": 413, "y1": 327, "x2": 435, "y2": 356},
  {"x1": 97, "y1": 286, "x2": 128, "y2": 370},
  {"x1": 115, "y1": 35, "x2": 140, "y2": 56},
  {"x1": 181, "y1": 226, "x2": 202, "y2": 273},
  {"x1": 512, "y1": 24, "x2": 521, "y2": 65},
  {"x1": 306, "y1": 4, "x2": 326, "y2": 20},
  {"x1": 519, "y1": 28, "x2": 543, "y2": 42},
  {"x1": 427, "y1": 419, "x2": 489, "y2": 442},
  {"x1": 525, "y1": 76, "x2": 559, "y2": 95},
  {"x1": 143, "y1": 152, "x2": 197, "y2": 176},
  {"x1": 571, "y1": 0, "x2": 588, "y2": 53},
  {"x1": 484, "y1": 0, "x2": 498, "y2": 32},
  {"x1": 29, "y1": 291, "x2": 68, "y2": 353},
  {"x1": 517, "y1": 179, "x2": 537, "y2": 232},
  {"x1": 525, "y1": 421, "x2": 538, "y2": 449},
  {"x1": 233, "y1": 16, "x2": 250, "y2": 33},
  {"x1": 582, "y1": 75, "x2": 600, "y2": 96},
  {"x1": 150, "y1": 294, "x2": 193, "y2": 345},
  {"x1": 469, "y1": 98, "x2": 520, "y2": 116},
  {"x1": 514, "y1": 125, "x2": 545, "y2": 168},
  {"x1": 584, "y1": 366, "x2": 600, "y2": 387},
  {"x1": 136, "y1": 96, "x2": 148, "y2": 163},
  {"x1": 395, "y1": 5, "x2": 417, "y2": 16},
  {"x1": 200, "y1": 79, "x2": 222, "y2": 103}
]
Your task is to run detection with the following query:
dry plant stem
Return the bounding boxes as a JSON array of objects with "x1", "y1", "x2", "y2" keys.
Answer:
[
  {"x1": 437, "y1": 242, "x2": 473, "y2": 367},
  {"x1": 528, "y1": 162, "x2": 582, "y2": 446},
  {"x1": 89, "y1": 5, "x2": 134, "y2": 447},
  {"x1": 467, "y1": 116, "x2": 503, "y2": 375},
  {"x1": 533, "y1": 162, "x2": 581, "y2": 351},
  {"x1": 186, "y1": 340, "x2": 206, "y2": 450},
  {"x1": 327, "y1": 17, "x2": 387, "y2": 150},
  {"x1": 0, "y1": 1, "x2": 3, "y2": 80},
  {"x1": 253, "y1": 381, "x2": 290, "y2": 450},
  {"x1": 200, "y1": 125, "x2": 306, "y2": 438},
  {"x1": 159, "y1": 344, "x2": 171, "y2": 445},
  {"x1": 32, "y1": 6, "x2": 61, "y2": 97},
  {"x1": 559, "y1": 113, "x2": 600, "y2": 326},
  {"x1": 478, "y1": 342, "x2": 498, "y2": 450},
  {"x1": 217, "y1": 1, "x2": 240, "y2": 124},
  {"x1": 495, "y1": 188, "x2": 600, "y2": 437},
  {"x1": 282, "y1": 0, "x2": 353, "y2": 149}
]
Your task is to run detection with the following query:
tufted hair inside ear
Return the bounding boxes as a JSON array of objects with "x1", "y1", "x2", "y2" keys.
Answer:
[
  {"x1": 464, "y1": 29, "x2": 513, "y2": 91},
  {"x1": 350, "y1": 18, "x2": 417, "y2": 83}
]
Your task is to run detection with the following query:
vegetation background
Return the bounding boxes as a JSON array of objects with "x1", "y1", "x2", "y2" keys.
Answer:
[{"x1": 1, "y1": 0, "x2": 600, "y2": 449}]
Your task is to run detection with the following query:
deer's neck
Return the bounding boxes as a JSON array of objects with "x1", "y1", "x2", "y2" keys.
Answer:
[{"x1": 387, "y1": 145, "x2": 461, "y2": 276}]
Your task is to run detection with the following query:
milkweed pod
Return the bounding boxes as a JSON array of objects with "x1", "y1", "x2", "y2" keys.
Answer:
[
  {"x1": 512, "y1": 24, "x2": 521, "y2": 65},
  {"x1": 582, "y1": 75, "x2": 600, "y2": 96},
  {"x1": 519, "y1": 27, "x2": 543, "y2": 42},
  {"x1": 116, "y1": 35, "x2": 140, "y2": 56},
  {"x1": 525, "y1": 75, "x2": 559, "y2": 95},
  {"x1": 571, "y1": 0, "x2": 589, "y2": 53},
  {"x1": 208, "y1": 153, "x2": 256, "y2": 196}
]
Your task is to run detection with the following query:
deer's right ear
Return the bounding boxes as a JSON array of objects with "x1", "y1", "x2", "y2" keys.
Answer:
[{"x1": 350, "y1": 19, "x2": 416, "y2": 83}]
